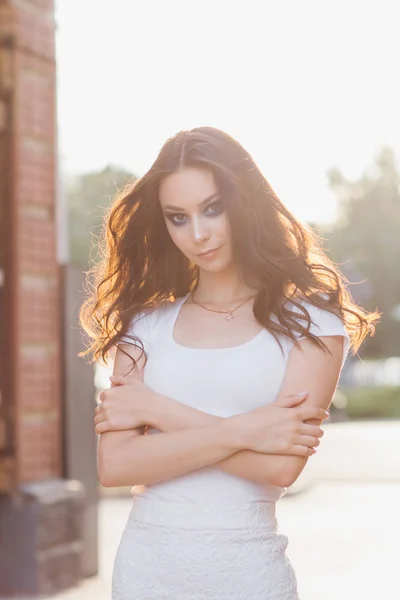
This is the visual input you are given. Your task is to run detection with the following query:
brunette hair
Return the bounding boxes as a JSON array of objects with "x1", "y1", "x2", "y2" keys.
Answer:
[{"x1": 80, "y1": 126, "x2": 379, "y2": 364}]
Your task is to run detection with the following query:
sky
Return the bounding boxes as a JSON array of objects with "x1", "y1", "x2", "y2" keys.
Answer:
[{"x1": 55, "y1": 0, "x2": 400, "y2": 224}]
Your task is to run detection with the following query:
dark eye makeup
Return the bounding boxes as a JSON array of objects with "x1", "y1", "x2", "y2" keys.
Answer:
[
  {"x1": 164, "y1": 198, "x2": 224, "y2": 226},
  {"x1": 205, "y1": 200, "x2": 224, "y2": 216}
]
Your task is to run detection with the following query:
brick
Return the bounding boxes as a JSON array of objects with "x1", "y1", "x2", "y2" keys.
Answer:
[
  {"x1": 3, "y1": 0, "x2": 60, "y2": 485},
  {"x1": 19, "y1": 352, "x2": 60, "y2": 412},
  {"x1": 19, "y1": 358, "x2": 59, "y2": 412},
  {"x1": 17, "y1": 67, "x2": 56, "y2": 140},
  {"x1": 0, "y1": 478, "x2": 84, "y2": 595},
  {"x1": 0, "y1": 419, "x2": 7, "y2": 450},
  {"x1": 19, "y1": 217, "x2": 57, "y2": 273},
  {"x1": 13, "y1": 1, "x2": 56, "y2": 60},
  {"x1": 0, "y1": 3, "x2": 87, "y2": 595},
  {"x1": 17, "y1": 142, "x2": 56, "y2": 207},
  {"x1": 19, "y1": 418, "x2": 59, "y2": 481}
]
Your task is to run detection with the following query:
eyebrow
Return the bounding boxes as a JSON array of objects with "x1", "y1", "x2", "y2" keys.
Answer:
[{"x1": 162, "y1": 193, "x2": 219, "y2": 212}]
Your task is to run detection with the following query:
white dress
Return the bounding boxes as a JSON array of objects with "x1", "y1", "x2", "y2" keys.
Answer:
[{"x1": 112, "y1": 294, "x2": 349, "y2": 599}]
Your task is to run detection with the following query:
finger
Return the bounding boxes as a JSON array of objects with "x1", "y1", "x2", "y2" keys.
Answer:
[
  {"x1": 291, "y1": 445, "x2": 317, "y2": 457},
  {"x1": 94, "y1": 414, "x2": 117, "y2": 431},
  {"x1": 95, "y1": 421, "x2": 109, "y2": 434},
  {"x1": 109, "y1": 375, "x2": 125, "y2": 386},
  {"x1": 110, "y1": 375, "x2": 136, "y2": 386},
  {"x1": 297, "y1": 435, "x2": 320, "y2": 449},
  {"x1": 299, "y1": 407, "x2": 329, "y2": 422},
  {"x1": 95, "y1": 418, "x2": 129, "y2": 433},
  {"x1": 94, "y1": 413, "x2": 106, "y2": 425},
  {"x1": 300, "y1": 424, "x2": 324, "y2": 438},
  {"x1": 276, "y1": 392, "x2": 308, "y2": 408},
  {"x1": 99, "y1": 391, "x2": 106, "y2": 402}
]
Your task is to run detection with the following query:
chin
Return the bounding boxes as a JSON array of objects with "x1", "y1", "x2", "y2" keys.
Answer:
[{"x1": 197, "y1": 259, "x2": 233, "y2": 273}]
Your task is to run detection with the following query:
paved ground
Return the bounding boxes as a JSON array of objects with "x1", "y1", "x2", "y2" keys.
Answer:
[{"x1": 54, "y1": 421, "x2": 400, "y2": 600}]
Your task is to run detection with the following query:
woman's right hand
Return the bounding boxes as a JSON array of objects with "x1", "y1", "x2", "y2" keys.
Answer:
[{"x1": 230, "y1": 392, "x2": 328, "y2": 457}]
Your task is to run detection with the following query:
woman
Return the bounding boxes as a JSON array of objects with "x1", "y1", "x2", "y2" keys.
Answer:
[{"x1": 80, "y1": 127, "x2": 378, "y2": 599}]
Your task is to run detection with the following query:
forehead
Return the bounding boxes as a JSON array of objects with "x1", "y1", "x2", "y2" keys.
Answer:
[{"x1": 158, "y1": 167, "x2": 217, "y2": 208}]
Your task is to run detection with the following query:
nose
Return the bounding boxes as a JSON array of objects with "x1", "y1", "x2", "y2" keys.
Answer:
[{"x1": 190, "y1": 216, "x2": 210, "y2": 245}]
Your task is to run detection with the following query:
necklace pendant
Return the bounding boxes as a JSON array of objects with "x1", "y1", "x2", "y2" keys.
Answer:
[{"x1": 226, "y1": 313, "x2": 234, "y2": 321}]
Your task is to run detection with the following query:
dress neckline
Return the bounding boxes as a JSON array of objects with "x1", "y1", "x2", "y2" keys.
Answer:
[{"x1": 170, "y1": 294, "x2": 266, "y2": 351}]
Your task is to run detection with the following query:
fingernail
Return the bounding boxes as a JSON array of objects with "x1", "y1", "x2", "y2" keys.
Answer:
[{"x1": 297, "y1": 391, "x2": 308, "y2": 397}]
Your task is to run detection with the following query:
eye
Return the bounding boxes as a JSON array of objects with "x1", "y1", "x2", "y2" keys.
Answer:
[
  {"x1": 205, "y1": 200, "x2": 224, "y2": 216},
  {"x1": 166, "y1": 213, "x2": 188, "y2": 226}
]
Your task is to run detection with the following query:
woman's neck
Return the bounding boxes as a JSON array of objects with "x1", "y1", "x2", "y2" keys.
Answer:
[{"x1": 193, "y1": 268, "x2": 258, "y2": 306}]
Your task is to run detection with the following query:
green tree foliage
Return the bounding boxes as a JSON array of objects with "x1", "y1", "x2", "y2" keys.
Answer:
[
  {"x1": 322, "y1": 147, "x2": 400, "y2": 358},
  {"x1": 67, "y1": 165, "x2": 136, "y2": 267}
]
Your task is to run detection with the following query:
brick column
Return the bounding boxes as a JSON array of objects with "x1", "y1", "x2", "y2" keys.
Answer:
[{"x1": 0, "y1": 2, "x2": 84, "y2": 595}]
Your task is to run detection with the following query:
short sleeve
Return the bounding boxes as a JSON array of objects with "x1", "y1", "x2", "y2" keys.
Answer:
[
  {"x1": 295, "y1": 301, "x2": 350, "y2": 369},
  {"x1": 116, "y1": 310, "x2": 154, "y2": 353}
]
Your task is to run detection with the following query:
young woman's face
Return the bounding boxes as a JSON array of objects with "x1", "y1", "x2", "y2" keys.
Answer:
[{"x1": 159, "y1": 167, "x2": 234, "y2": 272}]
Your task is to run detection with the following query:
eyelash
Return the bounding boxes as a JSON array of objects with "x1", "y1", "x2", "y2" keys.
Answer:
[{"x1": 166, "y1": 201, "x2": 224, "y2": 226}]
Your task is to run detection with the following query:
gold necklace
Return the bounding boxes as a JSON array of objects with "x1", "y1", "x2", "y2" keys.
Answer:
[{"x1": 190, "y1": 292, "x2": 256, "y2": 321}]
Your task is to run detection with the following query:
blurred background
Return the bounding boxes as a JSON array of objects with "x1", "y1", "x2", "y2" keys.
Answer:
[{"x1": 0, "y1": 0, "x2": 399, "y2": 598}]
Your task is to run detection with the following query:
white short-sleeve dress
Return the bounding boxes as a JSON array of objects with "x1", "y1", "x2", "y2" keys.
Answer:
[{"x1": 112, "y1": 293, "x2": 350, "y2": 599}]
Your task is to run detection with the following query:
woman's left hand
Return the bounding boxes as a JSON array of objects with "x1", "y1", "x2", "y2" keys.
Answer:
[{"x1": 94, "y1": 376, "x2": 157, "y2": 434}]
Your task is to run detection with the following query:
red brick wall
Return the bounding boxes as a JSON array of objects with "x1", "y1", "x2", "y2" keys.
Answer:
[{"x1": 1, "y1": 0, "x2": 61, "y2": 484}]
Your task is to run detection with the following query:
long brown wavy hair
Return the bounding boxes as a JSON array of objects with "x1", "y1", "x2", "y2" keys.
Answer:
[{"x1": 80, "y1": 126, "x2": 379, "y2": 364}]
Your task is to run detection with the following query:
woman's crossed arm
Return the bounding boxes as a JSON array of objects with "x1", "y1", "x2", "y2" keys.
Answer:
[{"x1": 96, "y1": 336, "x2": 343, "y2": 488}]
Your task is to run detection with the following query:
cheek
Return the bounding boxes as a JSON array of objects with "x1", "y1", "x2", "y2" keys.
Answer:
[
  {"x1": 165, "y1": 221, "x2": 187, "y2": 252},
  {"x1": 217, "y1": 213, "x2": 231, "y2": 242}
]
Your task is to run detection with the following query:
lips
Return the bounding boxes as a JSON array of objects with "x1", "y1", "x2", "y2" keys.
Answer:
[{"x1": 198, "y1": 246, "x2": 222, "y2": 257}]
